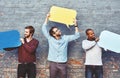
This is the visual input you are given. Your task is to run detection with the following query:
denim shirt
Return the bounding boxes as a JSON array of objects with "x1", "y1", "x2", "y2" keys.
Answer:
[{"x1": 42, "y1": 23, "x2": 80, "y2": 62}]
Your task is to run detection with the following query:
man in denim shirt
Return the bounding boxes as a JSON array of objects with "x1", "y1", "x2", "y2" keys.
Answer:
[{"x1": 42, "y1": 13, "x2": 80, "y2": 78}]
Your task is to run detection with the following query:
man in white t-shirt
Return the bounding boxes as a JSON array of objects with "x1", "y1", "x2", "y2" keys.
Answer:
[{"x1": 82, "y1": 29, "x2": 103, "y2": 78}]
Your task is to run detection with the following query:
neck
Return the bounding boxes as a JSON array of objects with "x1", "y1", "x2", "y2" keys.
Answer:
[
  {"x1": 87, "y1": 38, "x2": 94, "y2": 41},
  {"x1": 26, "y1": 36, "x2": 33, "y2": 42}
]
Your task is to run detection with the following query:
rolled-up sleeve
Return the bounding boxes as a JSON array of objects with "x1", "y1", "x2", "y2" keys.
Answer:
[
  {"x1": 42, "y1": 23, "x2": 51, "y2": 39},
  {"x1": 64, "y1": 32, "x2": 80, "y2": 42}
]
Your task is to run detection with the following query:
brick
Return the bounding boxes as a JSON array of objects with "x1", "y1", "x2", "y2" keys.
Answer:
[{"x1": 0, "y1": 0, "x2": 120, "y2": 78}]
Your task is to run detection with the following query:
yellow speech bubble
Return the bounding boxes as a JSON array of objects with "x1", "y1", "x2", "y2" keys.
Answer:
[{"x1": 49, "y1": 6, "x2": 77, "y2": 27}]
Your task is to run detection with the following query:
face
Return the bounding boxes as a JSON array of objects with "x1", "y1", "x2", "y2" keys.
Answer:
[
  {"x1": 24, "y1": 29, "x2": 31, "y2": 38},
  {"x1": 87, "y1": 30, "x2": 95, "y2": 40},
  {"x1": 52, "y1": 28, "x2": 61, "y2": 37}
]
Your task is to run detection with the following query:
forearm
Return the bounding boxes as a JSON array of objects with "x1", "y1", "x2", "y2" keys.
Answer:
[
  {"x1": 74, "y1": 19, "x2": 79, "y2": 33},
  {"x1": 44, "y1": 16, "x2": 49, "y2": 24},
  {"x1": 42, "y1": 14, "x2": 49, "y2": 32},
  {"x1": 75, "y1": 26, "x2": 79, "y2": 33},
  {"x1": 23, "y1": 42, "x2": 38, "y2": 53},
  {"x1": 85, "y1": 43, "x2": 97, "y2": 51},
  {"x1": 82, "y1": 41, "x2": 96, "y2": 50},
  {"x1": 42, "y1": 23, "x2": 51, "y2": 39},
  {"x1": 44, "y1": 13, "x2": 50, "y2": 24},
  {"x1": 42, "y1": 13, "x2": 51, "y2": 39}
]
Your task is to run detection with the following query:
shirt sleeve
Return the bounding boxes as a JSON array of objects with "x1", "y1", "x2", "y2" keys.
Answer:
[
  {"x1": 42, "y1": 23, "x2": 51, "y2": 39},
  {"x1": 22, "y1": 39, "x2": 39, "y2": 54},
  {"x1": 82, "y1": 40, "x2": 96, "y2": 51},
  {"x1": 64, "y1": 32, "x2": 80, "y2": 42}
]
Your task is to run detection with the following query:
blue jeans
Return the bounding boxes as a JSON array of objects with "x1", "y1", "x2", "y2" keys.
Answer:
[{"x1": 85, "y1": 65, "x2": 103, "y2": 78}]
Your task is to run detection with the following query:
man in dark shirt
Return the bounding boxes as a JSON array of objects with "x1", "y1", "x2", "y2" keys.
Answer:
[
  {"x1": 5, "y1": 26, "x2": 39, "y2": 78},
  {"x1": 17, "y1": 26, "x2": 39, "y2": 78}
]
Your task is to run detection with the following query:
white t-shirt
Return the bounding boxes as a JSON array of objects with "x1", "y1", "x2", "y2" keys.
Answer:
[{"x1": 82, "y1": 39, "x2": 103, "y2": 65}]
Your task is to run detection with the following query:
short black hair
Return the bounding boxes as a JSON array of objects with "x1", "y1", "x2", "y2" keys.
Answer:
[
  {"x1": 85, "y1": 28, "x2": 93, "y2": 35},
  {"x1": 49, "y1": 26, "x2": 57, "y2": 37}
]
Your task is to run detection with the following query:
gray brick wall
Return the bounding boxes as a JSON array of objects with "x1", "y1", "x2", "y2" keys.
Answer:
[{"x1": 0, "y1": 0, "x2": 120, "y2": 78}]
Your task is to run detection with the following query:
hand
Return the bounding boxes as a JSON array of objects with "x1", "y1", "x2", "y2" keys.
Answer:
[
  {"x1": 95, "y1": 37, "x2": 99, "y2": 42},
  {"x1": 46, "y1": 13, "x2": 50, "y2": 19},
  {"x1": 73, "y1": 19, "x2": 78, "y2": 26},
  {"x1": 45, "y1": 13, "x2": 50, "y2": 24},
  {"x1": 20, "y1": 38, "x2": 24, "y2": 44},
  {"x1": 104, "y1": 48, "x2": 108, "y2": 51},
  {"x1": 0, "y1": 53, "x2": 4, "y2": 57}
]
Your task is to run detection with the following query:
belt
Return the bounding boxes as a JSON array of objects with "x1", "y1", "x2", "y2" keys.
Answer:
[
  {"x1": 18, "y1": 62, "x2": 36, "y2": 64},
  {"x1": 50, "y1": 61, "x2": 67, "y2": 64}
]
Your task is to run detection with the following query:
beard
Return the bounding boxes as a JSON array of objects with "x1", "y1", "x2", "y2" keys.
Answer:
[
  {"x1": 24, "y1": 34, "x2": 31, "y2": 38},
  {"x1": 88, "y1": 36, "x2": 96, "y2": 41},
  {"x1": 91, "y1": 36, "x2": 97, "y2": 41},
  {"x1": 92, "y1": 37, "x2": 96, "y2": 40},
  {"x1": 56, "y1": 33, "x2": 61, "y2": 37}
]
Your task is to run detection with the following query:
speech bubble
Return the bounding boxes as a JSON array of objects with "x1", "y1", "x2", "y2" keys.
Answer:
[
  {"x1": 49, "y1": 6, "x2": 77, "y2": 27},
  {"x1": 0, "y1": 30, "x2": 21, "y2": 49},
  {"x1": 98, "y1": 30, "x2": 120, "y2": 53}
]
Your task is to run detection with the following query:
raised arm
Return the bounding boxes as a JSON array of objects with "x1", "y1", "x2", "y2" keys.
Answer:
[
  {"x1": 74, "y1": 19, "x2": 79, "y2": 33},
  {"x1": 44, "y1": 13, "x2": 50, "y2": 24},
  {"x1": 65, "y1": 19, "x2": 80, "y2": 42},
  {"x1": 42, "y1": 13, "x2": 51, "y2": 39}
]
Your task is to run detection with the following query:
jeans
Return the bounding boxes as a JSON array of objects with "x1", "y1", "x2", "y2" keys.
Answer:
[
  {"x1": 17, "y1": 62, "x2": 36, "y2": 78},
  {"x1": 85, "y1": 65, "x2": 103, "y2": 78}
]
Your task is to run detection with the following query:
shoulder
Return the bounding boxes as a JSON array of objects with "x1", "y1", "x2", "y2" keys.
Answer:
[
  {"x1": 62, "y1": 35, "x2": 65, "y2": 37},
  {"x1": 82, "y1": 39, "x2": 88, "y2": 43},
  {"x1": 61, "y1": 35, "x2": 67, "y2": 40},
  {"x1": 32, "y1": 38, "x2": 39, "y2": 43},
  {"x1": 82, "y1": 39, "x2": 92, "y2": 45}
]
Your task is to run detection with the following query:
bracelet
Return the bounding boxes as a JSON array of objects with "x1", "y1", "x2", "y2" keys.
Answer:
[{"x1": 75, "y1": 26, "x2": 78, "y2": 27}]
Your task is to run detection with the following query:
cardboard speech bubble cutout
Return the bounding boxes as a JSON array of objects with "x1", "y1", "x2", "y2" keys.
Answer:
[
  {"x1": 98, "y1": 30, "x2": 120, "y2": 53},
  {"x1": 0, "y1": 30, "x2": 21, "y2": 49},
  {"x1": 49, "y1": 6, "x2": 77, "y2": 27}
]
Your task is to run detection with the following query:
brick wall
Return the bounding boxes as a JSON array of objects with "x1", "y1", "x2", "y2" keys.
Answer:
[{"x1": 0, "y1": 0, "x2": 120, "y2": 78}]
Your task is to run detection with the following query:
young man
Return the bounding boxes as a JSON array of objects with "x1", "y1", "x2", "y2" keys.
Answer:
[
  {"x1": 42, "y1": 14, "x2": 80, "y2": 78},
  {"x1": 5, "y1": 26, "x2": 39, "y2": 78},
  {"x1": 82, "y1": 29, "x2": 103, "y2": 78},
  {"x1": 17, "y1": 26, "x2": 39, "y2": 78}
]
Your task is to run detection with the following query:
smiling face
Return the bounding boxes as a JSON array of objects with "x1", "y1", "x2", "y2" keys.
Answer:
[
  {"x1": 52, "y1": 27, "x2": 61, "y2": 37},
  {"x1": 86, "y1": 29, "x2": 96, "y2": 40},
  {"x1": 24, "y1": 26, "x2": 35, "y2": 38},
  {"x1": 24, "y1": 29, "x2": 31, "y2": 38}
]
